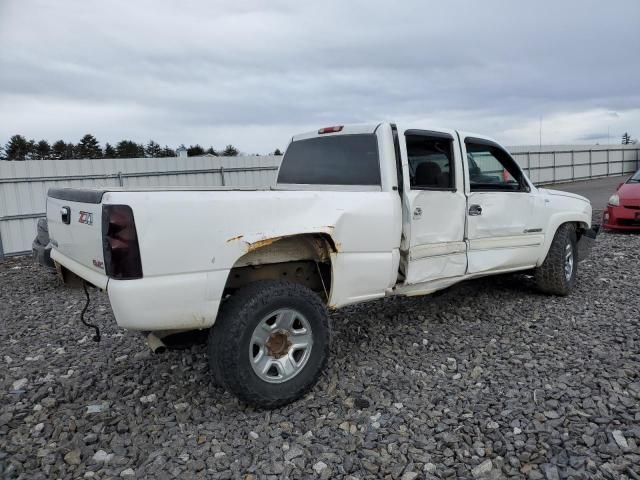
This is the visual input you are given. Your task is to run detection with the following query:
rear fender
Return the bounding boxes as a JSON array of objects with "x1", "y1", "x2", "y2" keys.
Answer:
[
  {"x1": 224, "y1": 229, "x2": 338, "y2": 301},
  {"x1": 232, "y1": 226, "x2": 338, "y2": 254}
]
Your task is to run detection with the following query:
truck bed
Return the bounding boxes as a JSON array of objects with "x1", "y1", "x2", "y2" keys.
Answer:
[{"x1": 48, "y1": 186, "x2": 272, "y2": 203}]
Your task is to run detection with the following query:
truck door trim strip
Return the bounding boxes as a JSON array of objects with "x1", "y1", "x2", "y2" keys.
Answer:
[
  {"x1": 469, "y1": 234, "x2": 544, "y2": 251},
  {"x1": 409, "y1": 241, "x2": 467, "y2": 260}
]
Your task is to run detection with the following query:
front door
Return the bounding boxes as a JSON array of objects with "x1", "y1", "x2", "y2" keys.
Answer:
[
  {"x1": 402, "y1": 129, "x2": 467, "y2": 284},
  {"x1": 459, "y1": 134, "x2": 544, "y2": 274}
]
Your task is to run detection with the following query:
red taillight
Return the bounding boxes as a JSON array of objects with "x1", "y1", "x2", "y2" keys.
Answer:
[
  {"x1": 102, "y1": 205, "x2": 142, "y2": 279},
  {"x1": 318, "y1": 126, "x2": 343, "y2": 134}
]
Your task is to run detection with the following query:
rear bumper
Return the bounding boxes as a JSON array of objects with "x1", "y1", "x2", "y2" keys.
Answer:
[
  {"x1": 107, "y1": 270, "x2": 228, "y2": 331},
  {"x1": 602, "y1": 205, "x2": 640, "y2": 230},
  {"x1": 577, "y1": 225, "x2": 599, "y2": 262},
  {"x1": 52, "y1": 248, "x2": 228, "y2": 332}
]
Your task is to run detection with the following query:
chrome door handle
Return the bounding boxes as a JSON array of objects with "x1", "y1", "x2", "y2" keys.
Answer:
[{"x1": 468, "y1": 204, "x2": 482, "y2": 216}]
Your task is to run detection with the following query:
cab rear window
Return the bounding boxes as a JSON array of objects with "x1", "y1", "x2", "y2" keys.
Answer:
[{"x1": 277, "y1": 134, "x2": 381, "y2": 186}]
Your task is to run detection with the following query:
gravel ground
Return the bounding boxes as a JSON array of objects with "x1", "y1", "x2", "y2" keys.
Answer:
[{"x1": 1, "y1": 231, "x2": 639, "y2": 480}]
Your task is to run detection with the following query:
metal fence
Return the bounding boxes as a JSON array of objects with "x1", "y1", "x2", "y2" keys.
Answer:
[
  {"x1": 509, "y1": 144, "x2": 640, "y2": 185},
  {"x1": 0, "y1": 155, "x2": 280, "y2": 258},
  {"x1": 1, "y1": 144, "x2": 639, "y2": 259}
]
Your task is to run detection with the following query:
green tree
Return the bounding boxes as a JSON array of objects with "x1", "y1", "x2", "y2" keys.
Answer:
[
  {"x1": 187, "y1": 144, "x2": 205, "y2": 156},
  {"x1": 65, "y1": 142, "x2": 76, "y2": 159},
  {"x1": 5, "y1": 135, "x2": 32, "y2": 160},
  {"x1": 273, "y1": 148, "x2": 283, "y2": 156},
  {"x1": 103, "y1": 143, "x2": 116, "y2": 158},
  {"x1": 622, "y1": 132, "x2": 632, "y2": 145},
  {"x1": 145, "y1": 140, "x2": 162, "y2": 158},
  {"x1": 222, "y1": 144, "x2": 239, "y2": 156},
  {"x1": 51, "y1": 140, "x2": 67, "y2": 160},
  {"x1": 26, "y1": 139, "x2": 36, "y2": 159},
  {"x1": 205, "y1": 147, "x2": 218, "y2": 156},
  {"x1": 76, "y1": 134, "x2": 102, "y2": 158},
  {"x1": 34, "y1": 140, "x2": 51, "y2": 159},
  {"x1": 160, "y1": 146, "x2": 176, "y2": 157},
  {"x1": 116, "y1": 140, "x2": 144, "y2": 158}
]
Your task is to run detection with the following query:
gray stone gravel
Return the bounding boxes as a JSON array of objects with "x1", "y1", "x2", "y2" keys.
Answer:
[{"x1": 1, "y1": 231, "x2": 639, "y2": 479}]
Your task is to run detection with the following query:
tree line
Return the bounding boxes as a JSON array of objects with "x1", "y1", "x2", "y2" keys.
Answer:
[
  {"x1": 0, "y1": 134, "x2": 284, "y2": 160},
  {"x1": 621, "y1": 132, "x2": 638, "y2": 145}
]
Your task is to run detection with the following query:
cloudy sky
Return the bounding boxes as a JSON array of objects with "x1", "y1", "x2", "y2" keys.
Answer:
[{"x1": 1, "y1": 0, "x2": 639, "y2": 153}]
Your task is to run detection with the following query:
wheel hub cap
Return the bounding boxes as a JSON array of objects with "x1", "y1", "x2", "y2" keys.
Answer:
[
  {"x1": 265, "y1": 330, "x2": 292, "y2": 358},
  {"x1": 249, "y1": 308, "x2": 313, "y2": 384}
]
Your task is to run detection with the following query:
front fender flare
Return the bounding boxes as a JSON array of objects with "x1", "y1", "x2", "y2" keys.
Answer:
[{"x1": 537, "y1": 212, "x2": 591, "y2": 266}]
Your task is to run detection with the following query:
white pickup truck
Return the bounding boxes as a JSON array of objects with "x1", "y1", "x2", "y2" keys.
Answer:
[{"x1": 47, "y1": 123, "x2": 597, "y2": 407}]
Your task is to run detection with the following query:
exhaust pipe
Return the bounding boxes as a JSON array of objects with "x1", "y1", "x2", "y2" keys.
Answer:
[{"x1": 146, "y1": 333, "x2": 167, "y2": 354}]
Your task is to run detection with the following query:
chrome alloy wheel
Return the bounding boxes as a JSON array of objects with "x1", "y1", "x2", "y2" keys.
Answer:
[
  {"x1": 249, "y1": 308, "x2": 313, "y2": 384},
  {"x1": 564, "y1": 242, "x2": 574, "y2": 281}
]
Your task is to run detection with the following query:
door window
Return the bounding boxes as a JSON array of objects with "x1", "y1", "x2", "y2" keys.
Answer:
[
  {"x1": 465, "y1": 140, "x2": 527, "y2": 192},
  {"x1": 406, "y1": 133, "x2": 455, "y2": 190}
]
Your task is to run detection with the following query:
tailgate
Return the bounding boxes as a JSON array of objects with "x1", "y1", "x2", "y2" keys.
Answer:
[{"x1": 47, "y1": 188, "x2": 107, "y2": 279}]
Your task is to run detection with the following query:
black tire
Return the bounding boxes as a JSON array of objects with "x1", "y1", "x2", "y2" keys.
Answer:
[
  {"x1": 535, "y1": 223, "x2": 578, "y2": 295},
  {"x1": 208, "y1": 280, "x2": 330, "y2": 408}
]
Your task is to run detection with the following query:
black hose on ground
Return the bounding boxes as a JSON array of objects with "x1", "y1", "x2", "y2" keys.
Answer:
[{"x1": 81, "y1": 281, "x2": 101, "y2": 342}]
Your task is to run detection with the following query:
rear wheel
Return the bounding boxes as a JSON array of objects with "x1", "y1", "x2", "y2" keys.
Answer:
[
  {"x1": 208, "y1": 280, "x2": 330, "y2": 408},
  {"x1": 535, "y1": 223, "x2": 578, "y2": 295}
]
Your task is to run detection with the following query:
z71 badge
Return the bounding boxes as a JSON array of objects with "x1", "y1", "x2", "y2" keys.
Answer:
[{"x1": 78, "y1": 211, "x2": 93, "y2": 225}]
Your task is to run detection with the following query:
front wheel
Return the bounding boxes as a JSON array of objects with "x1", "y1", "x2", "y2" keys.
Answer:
[
  {"x1": 208, "y1": 280, "x2": 330, "y2": 408},
  {"x1": 535, "y1": 223, "x2": 577, "y2": 295}
]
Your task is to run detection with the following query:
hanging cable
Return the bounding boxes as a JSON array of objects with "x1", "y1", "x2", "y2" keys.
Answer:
[{"x1": 80, "y1": 281, "x2": 101, "y2": 342}]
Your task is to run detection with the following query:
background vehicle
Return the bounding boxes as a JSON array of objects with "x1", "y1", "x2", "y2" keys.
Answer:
[
  {"x1": 603, "y1": 169, "x2": 640, "y2": 230},
  {"x1": 46, "y1": 123, "x2": 597, "y2": 407}
]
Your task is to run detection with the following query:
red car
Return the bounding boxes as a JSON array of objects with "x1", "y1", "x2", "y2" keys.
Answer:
[{"x1": 603, "y1": 169, "x2": 640, "y2": 230}]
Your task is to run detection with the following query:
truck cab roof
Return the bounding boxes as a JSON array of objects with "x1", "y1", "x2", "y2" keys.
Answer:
[{"x1": 291, "y1": 123, "x2": 501, "y2": 147}]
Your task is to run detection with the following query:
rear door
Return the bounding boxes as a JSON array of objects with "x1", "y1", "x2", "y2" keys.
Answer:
[
  {"x1": 47, "y1": 188, "x2": 106, "y2": 277},
  {"x1": 458, "y1": 134, "x2": 544, "y2": 273},
  {"x1": 401, "y1": 129, "x2": 467, "y2": 284}
]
